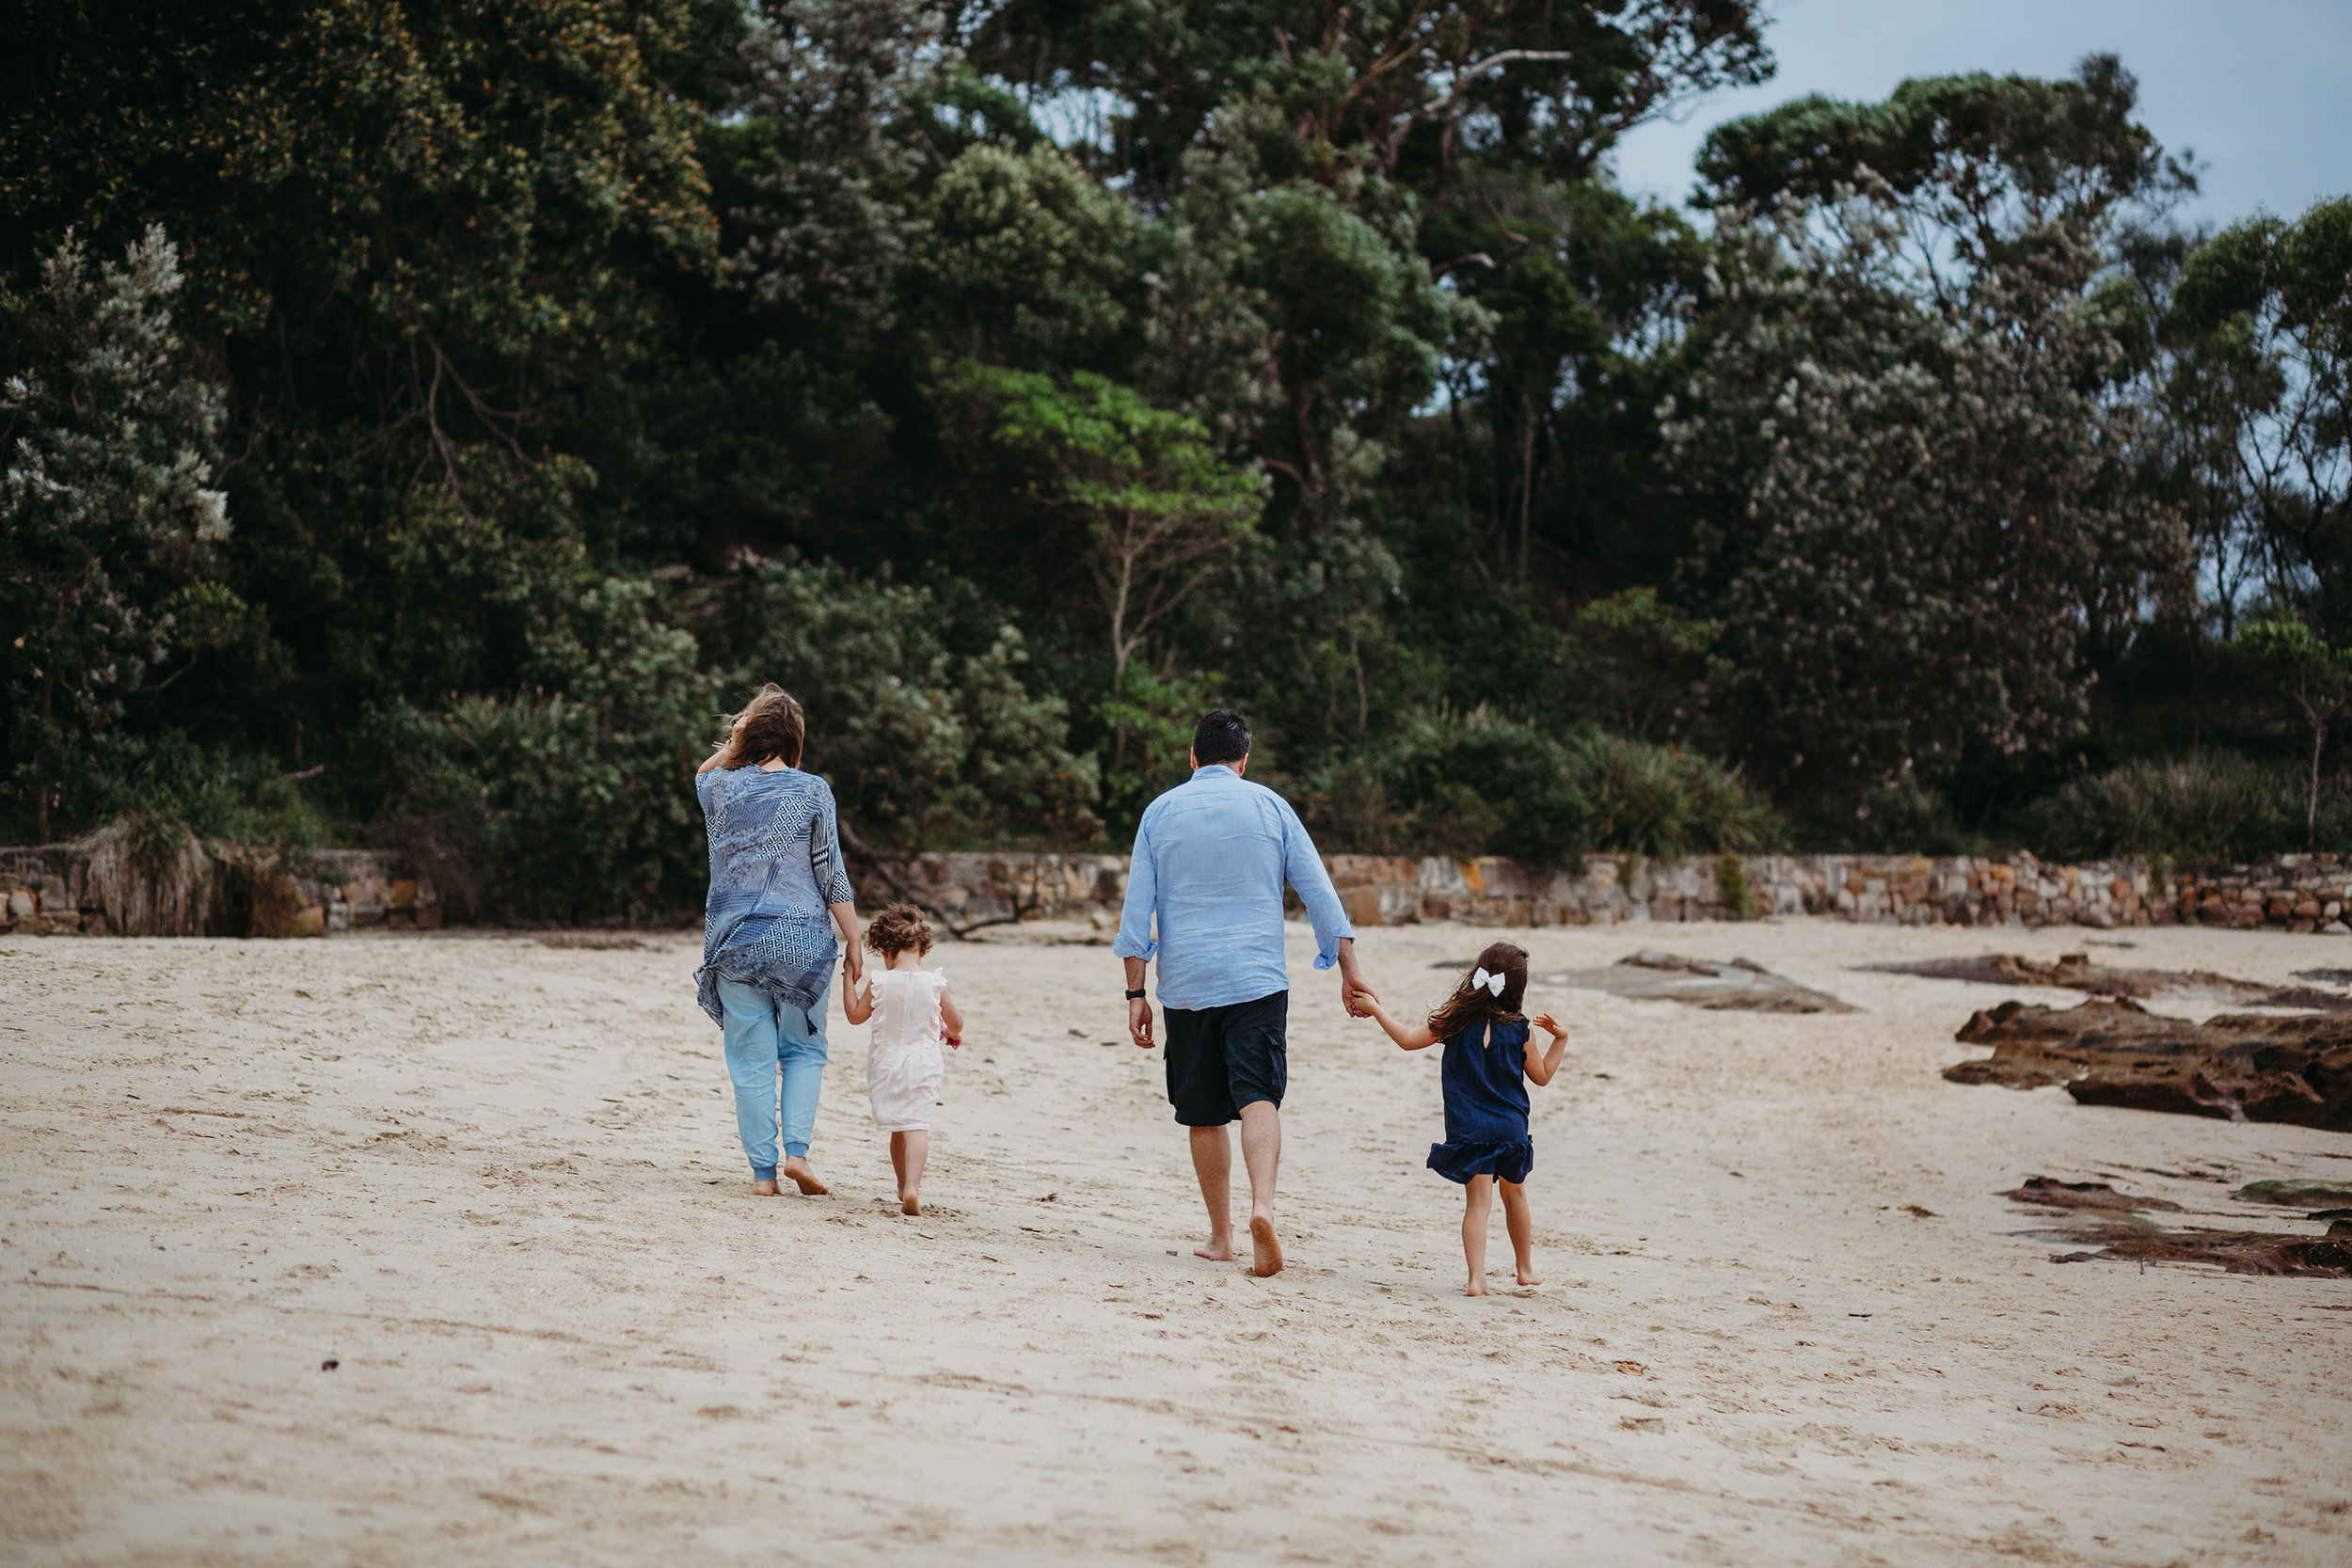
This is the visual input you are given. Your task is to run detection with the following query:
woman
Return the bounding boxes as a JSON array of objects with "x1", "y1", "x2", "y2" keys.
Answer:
[{"x1": 695, "y1": 685, "x2": 861, "y2": 1196}]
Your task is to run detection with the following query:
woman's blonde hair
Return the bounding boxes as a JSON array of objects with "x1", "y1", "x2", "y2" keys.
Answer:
[{"x1": 720, "y1": 683, "x2": 805, "y2": 769}]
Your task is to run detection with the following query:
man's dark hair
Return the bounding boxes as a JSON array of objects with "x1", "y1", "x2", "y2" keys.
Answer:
[{"x1": 1192, "y1": 709, "x2": 1250, "y2": 767}]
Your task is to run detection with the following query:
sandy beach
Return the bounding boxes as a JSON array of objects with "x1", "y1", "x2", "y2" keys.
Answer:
[{"x1": 2, "y1": 916, "x2": 2346, "y2": 1565}]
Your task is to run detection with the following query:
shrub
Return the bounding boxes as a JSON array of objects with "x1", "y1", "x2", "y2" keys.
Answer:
[
  {"x1": 2026, "y1": 754, "x2": 2324, "y2": 863},
  {"x1": 1296, "y1": 710, "x2": 1782, "y2": 867}
]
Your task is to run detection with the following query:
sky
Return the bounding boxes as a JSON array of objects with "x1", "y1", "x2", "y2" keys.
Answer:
[{"x1": 1607, "y1": 0, "x2": 2352, "y2": 228}]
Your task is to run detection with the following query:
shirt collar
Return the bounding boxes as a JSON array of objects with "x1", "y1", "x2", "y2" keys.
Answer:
[{"x1": 1192, "y1": 764, "x2": 1238, "y2": 780}]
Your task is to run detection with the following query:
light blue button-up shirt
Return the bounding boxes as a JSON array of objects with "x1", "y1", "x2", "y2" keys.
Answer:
[{"x1": 1112, "y1": 765, "x2": 1354, "y2": 1011}]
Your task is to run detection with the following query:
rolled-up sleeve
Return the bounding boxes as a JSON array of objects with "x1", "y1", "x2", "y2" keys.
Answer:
[
  {"x1": 1111, "y1": 814, "x2": 1159, "y2": 961},
  {"x1": 1278, "y1": 800, "x2": 1353, "y2": 969},
  {"x1": 810, "y1": 784, "x2": 855, "y2": 907}
]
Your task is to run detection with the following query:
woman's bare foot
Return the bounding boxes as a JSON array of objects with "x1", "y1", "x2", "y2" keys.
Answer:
[
  {"x1": 900, "y1": 1193, "x2": 921, "y2": 1216},
  {"x1": 1194, "y1": 1232, "x2": 1233, "y2": 1262},
  {"x1": 782, "y1": 1157, "x2": 829, "y2": 1196},
  {"x1": 1465, "y1": 1275, "x2": 1488, "y2": 1296},
  {"x1": 1248, "y1": 1215, "x2": 1283, "y2": 1277},
  {"x1": 751, "y1": 1179, "x2": 782, "y2": 1196},
  {"x1": 1516, "y1": 1266, "x2": 1542, "y2": 1287}
]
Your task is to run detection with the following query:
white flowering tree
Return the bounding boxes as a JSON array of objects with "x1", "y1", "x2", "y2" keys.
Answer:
[{"x1": 1, "y1": 226, "x2": 240, "y2": 838}]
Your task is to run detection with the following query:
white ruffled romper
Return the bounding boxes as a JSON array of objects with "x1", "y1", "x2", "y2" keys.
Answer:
[{"x1": 864, "y1": 967, "x2": 946, "y2": 1132}]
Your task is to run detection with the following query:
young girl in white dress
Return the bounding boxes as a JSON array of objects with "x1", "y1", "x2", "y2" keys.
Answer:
[{"x1": 842, "y1": 903, "x2": 962, "y2": 1214}]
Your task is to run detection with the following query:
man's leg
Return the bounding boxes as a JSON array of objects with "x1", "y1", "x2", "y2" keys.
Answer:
[
  {"x1": 1189, "y1": 1124, "x2": 1233, "y2": 1260},
  {"x1": 1237, "y1": 1100, "x2": 1283, "y2": 1276}
]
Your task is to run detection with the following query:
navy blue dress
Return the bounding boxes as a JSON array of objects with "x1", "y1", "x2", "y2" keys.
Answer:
[{"x1": 1427, "y1": 1018, "x2": 1534, "y2": 1185}]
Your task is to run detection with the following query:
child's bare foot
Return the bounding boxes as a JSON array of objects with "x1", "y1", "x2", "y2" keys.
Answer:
[
  {"x1": 751, "y1": 1179, "x2": 782, "y2": 1196},
  {"x1": 1248, "y1": 1215, "x2": 1283, "y2": 1277},
  {"x1": 782, "y1": 1158, "x2": 829, "y2": 1196},
  {"x1": 1516, "y1": 1266, "x2": 1542, "y2": 1287},
  {"x1": 1194, "y1": 1232, "x2": 1234, "y2": 1262},
  {"x1": 1465, "y1": 1275, "x2": 1488, "y2": 1296},
  {"x1": 900, "y1": 1193, "x2": 921, "y2": 1216}
]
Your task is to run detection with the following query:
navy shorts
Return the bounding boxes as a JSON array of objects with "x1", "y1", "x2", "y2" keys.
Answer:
[{"x1": 1162, "y1": 990, "x2": 1289, "y2": 1126}]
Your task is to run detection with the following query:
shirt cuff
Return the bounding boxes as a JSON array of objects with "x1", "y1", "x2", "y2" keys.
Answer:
[
  {"x1": 1310, "y1": 926, "x2": 1353, "y2": 970},
  {"x1": 1110, "y1": 933, "x2": 1157, "y2": 961}
]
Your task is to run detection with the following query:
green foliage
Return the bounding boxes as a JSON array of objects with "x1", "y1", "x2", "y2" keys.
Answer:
[
  {"x1": 1296, "y1": 709, "x2": 1781, "y2": 867},
  {"x1": 0, "y1": 227, "x2": 238, "y2": 839},
  {"x1": 691, "y1": 558, "x2": 1101, "y2": 849},
  {"x1": 2024, "y1": 753, "x2": 2352, "y2": 863}
]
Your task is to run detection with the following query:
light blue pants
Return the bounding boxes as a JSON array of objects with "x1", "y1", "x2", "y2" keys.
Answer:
[{"x1": 717, "y1": 975, "x2": 830, "y2": 1180}]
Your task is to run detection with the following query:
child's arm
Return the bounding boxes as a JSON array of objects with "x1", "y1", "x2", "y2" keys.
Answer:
[
  {"x1": 841, "y1": 962, "x2": 873, "y2": 1024},
  {"x1": 939, "y1": 985, "x2": 963, "y2": 1047},
  {"x1": 1523, "y1": 1013, "x2": 1569, "y2": 1085},
  {"x1": 1359, "y1": 994, "x2": 1438, "y2": 1051}
]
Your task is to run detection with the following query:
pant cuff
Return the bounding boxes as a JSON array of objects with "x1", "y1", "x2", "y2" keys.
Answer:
[
  {"x1": 752, "y1": 1165, "x2": 777, "y2": 1180},
  {"x1": 783, "y1": 1143, "x2": 808, "y2": 1159}
]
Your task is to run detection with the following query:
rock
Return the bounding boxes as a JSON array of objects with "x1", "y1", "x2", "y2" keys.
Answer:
[
  {"x1": 2232, "y1": 1179, "x2": 2352, "y2": 1209},
  {"x1": 1863, "y1": 952, "x2": 2274, "y2": 1005},
  {"x1": 2060, "y1": 1224, "x2": 2352, "y2": 1278},
  {"x1": 1943, "y1": 997, "x2": 2352, "y2": 1132},
  {"x1": 1537, "y1": 952, "x2": 1856, "y2": 1013},
  {"x1": 2002, "y1": 1176, "x2": 2182, "y2": 1212}
]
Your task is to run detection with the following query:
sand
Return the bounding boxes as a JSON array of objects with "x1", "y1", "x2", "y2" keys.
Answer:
[{"x1": 2, "y1": 916, "x2": 2346, "y2": 1565}]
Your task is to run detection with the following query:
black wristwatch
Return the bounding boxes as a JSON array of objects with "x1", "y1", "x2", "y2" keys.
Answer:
[{"x1": 1125, "y1": 988, "x2": 1147, "y2": 1000}]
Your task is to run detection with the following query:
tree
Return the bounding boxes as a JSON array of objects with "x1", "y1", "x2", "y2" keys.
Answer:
[
  {"x1": 939, "y1": 363, "x2": 1262, "y2": 747},
  {"x1": 1, "y1": 227, "x2": 240, "y2": 840},
  {"x1": 1667, "y1": 60, "x2": 2190, "y2": 824},
  {"x1": 2168, "y1": 198, "x2": 2352, "y2": 638},
  {"x1": 2230, "y1": 617, "x2": 2352, "y2": 846}
]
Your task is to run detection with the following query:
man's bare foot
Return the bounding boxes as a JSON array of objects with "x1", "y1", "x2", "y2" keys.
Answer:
[
  {"x1": 900, "y1": 1194, "x2": 921, "y2": 1216},
  {"x1": 782, "y1": 1158, "x2": 829, "y2": 1196},
  {"x1": 1465, "y1": 1275, "x2": 1488, "y2": 1296},
  {"x1": 1194, "y1": 1235, "x2": 1234, "y2": 1262},
  {"x1": 1248, "y1": 1215, "x2": 1283, "y2": 1277},
  {"x1": 1516, "y1": 1266, "x2": 1542, "y2": 1287},
  {"x1": 751, "y1": 1179, "x2": 781, "y2": 1196}
]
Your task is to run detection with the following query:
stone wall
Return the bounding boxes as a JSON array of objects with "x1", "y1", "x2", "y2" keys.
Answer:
[
  {"x1": 0, "y1": 844, "x2": 439, "y2": 938},
  {"x1": 9, "y1": 837, "x2": 2352, "y2": 938},
  {"x1": 852, "y1": 848, "x2": 2352, "y2": 936}
]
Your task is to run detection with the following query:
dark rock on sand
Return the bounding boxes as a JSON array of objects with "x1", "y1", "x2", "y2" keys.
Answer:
[
  {"x1": 1944, "y1": 997, "x2": 2352, "y2": 1132},
  {"x1": 2053, "y1": 1224, "x2": 2352, "y2": 1278},
  {"x1": 1864, "y1": 951, "x2": 2276, "y2": 1001},
  {"x1": 2233, "y1": 1179, "x2": 2352, "y2": 1208},
  {"x1": 1535, "y1": 951, "x2": 1856, "y2": 1014},
  {"x1": 2002, "y1": 1176, "x2": 2183, "y2": 1212}
]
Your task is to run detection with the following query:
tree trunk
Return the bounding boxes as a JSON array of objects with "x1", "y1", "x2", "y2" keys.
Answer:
[{"x1": 2309, "y1": 713, "x2": 2325, "y2": 848}]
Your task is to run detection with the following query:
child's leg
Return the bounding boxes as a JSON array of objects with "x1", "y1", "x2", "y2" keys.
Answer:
[
  {"x1": 1461, "y1": 1175, "x2": 1495, "y2": 1295},
  {"x1": 890, "y1": 1131, "x2": 930, "y2": 1212},
  {"x1": 1499, "y1": 1179, "x2": 1539, "y2": 1286}
]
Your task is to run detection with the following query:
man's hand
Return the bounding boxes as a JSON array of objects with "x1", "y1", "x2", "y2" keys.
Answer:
[
  {"x1": 1336, "y1": 939, "x2": 1375, "y2": 1018},
  {"x1": 1129, "y1": 996, "x2": 1155, "y2": 1050}
]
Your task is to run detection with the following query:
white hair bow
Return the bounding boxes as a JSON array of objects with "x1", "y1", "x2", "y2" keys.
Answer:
[{"x1": 1471, "y1": 967, "x2": 1506, "y2": 996}]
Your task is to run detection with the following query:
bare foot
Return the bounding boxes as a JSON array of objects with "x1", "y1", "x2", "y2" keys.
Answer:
[
  {"x1": 1194, "y1": 1235, "x2": 1234, "y2": 1262},
  {"x1": 900, "y1": 1194, "x2": 921, "y2": 1216},
  {"x1": 751, "y1": 1179, "x2": 781, "y2": 1196},
  {"x1": 1248, "y1": 1215, "x2": 1283, "y2": 1277},
  {"x1": 1465, "y1": 1275, "x2": 1488, "y2": 1296},
  {"x1": 782, "y1": 1158, "x2": 829, "y2": 1196},
  {"x1": 1516, "y1": 1266, "x2": 1542, "y2": 1287}
]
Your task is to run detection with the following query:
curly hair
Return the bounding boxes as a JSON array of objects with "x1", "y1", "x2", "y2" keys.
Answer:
[
  {"x1": 719, "y1": 683, "x2": 805, "y2": 769},
  {"x1": 1425, "y1": 940, "x2": 1528, "y2": 1040},
  {"x1": 864, "y1": 902, "x2": 934, "y2": 959}
]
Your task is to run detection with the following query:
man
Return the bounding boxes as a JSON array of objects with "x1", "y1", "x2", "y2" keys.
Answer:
[{"x1": 1114, "y1": 709, "x2": 1375, "y2": 1276}]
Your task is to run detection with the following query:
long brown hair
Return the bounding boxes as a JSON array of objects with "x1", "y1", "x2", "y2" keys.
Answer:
[
  {"x1": 1426, "y1": 941, "x2": 1528, "y2": 1039},
  {"x1": 719, "y1": 683, "x2": 805, "y2": 769}
]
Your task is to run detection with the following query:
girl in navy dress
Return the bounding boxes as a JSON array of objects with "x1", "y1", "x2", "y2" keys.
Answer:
[{"x1": 1357, "y1": 942, "x2": 1568, "y2": 1295}]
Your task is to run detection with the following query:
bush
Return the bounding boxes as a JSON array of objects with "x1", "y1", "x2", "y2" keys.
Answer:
[
  {"x1": 1296, "y1": 709, "x2": 1782, "y2": 867},
  {"x1": 2025, "y1": 754, "x2": 2340, "y2": 863}
]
